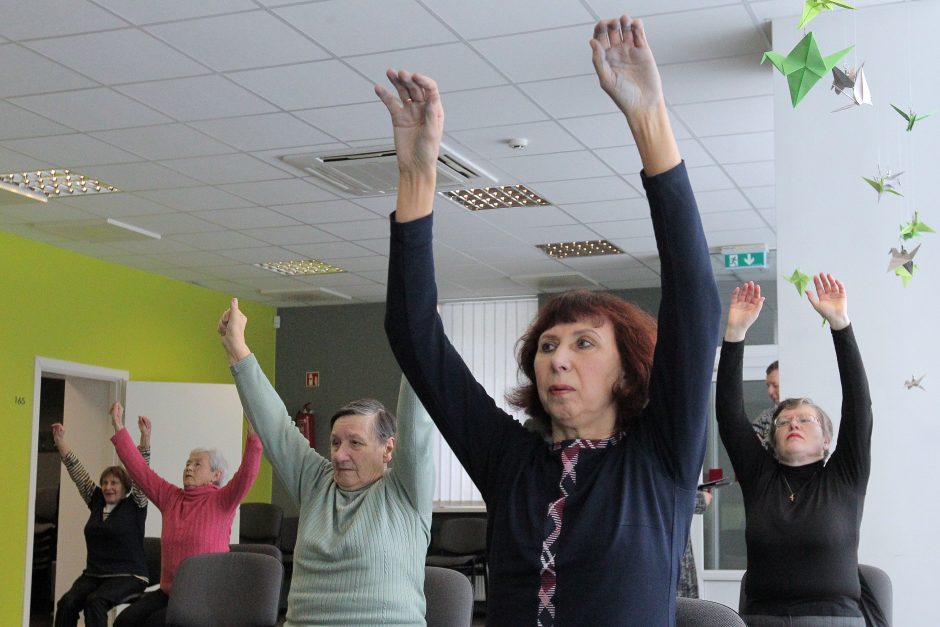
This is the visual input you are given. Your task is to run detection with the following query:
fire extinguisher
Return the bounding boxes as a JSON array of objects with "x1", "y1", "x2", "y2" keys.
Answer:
[{"x1": 294, "y1": 403, "x2": 316, "y2": 448}]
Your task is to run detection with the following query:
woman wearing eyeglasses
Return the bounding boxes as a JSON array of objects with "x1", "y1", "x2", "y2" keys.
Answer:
[{"x1": 717, "y1": 275, "x2": 871, "y2": 627}]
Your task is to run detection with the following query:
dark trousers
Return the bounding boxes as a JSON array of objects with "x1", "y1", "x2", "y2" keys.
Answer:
[
  {"x1": 55, "y1": 574, "x2": 146, "y2": 627},
  {"x1": 113, "y1": 589, "x2": 169, "y2": 627}
]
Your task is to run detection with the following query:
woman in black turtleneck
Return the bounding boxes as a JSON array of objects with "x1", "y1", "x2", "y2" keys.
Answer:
[{"x1": 717, "y1": 275, "x2": 871, "y2": 627}]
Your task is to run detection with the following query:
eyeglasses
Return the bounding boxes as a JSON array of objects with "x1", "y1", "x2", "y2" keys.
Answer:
[{"x1": 774, "y1": 414, "x2": 820, "y2": 428}]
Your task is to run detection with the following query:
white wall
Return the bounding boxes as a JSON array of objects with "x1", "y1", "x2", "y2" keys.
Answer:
[{"x1": 773, "y1": 4, "x2": 940, "y2": 624}]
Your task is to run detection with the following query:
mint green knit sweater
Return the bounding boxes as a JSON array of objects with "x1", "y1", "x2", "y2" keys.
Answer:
[{"x1": 231, "y1": 355, "x2": 435, "y2": 626}]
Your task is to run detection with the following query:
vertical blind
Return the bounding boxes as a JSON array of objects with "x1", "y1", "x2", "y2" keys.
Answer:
[{"x1": 434, "y1": 298, "x2": 539, "y2": 504}]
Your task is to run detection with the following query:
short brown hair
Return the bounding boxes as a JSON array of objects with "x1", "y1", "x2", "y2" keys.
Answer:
[
  {"x1": 770, "y1": 398, "x2": 834, "y2": 459},
  {"x1": 99, "y1": 466, "x2": 132, "y2": 495},
  {"x1": 331, "y1": 398, "x2": 396, "y2": 442},
  {"x1": 508, "y1": 290, "x2": 657, "y2": 435},
  {"x1": 766, "y1": 360, "x2": 779, "y2": 375}
]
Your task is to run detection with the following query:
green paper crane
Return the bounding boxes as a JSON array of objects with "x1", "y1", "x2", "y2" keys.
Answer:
[
  {"x1": 799, "y1": 0, "x2": 856, "y2": 29},
  {"x1": 895, "y1": 263, "x2": 916, "y2": 288},
  {"x1": 862, "y1": 169, "x2": 903, "y2": 201},
  {"x1": 785, "y1": 268, "x2": 812, "y2": 295},
  {"x1": 762, "y1": 32, "x2": 853, "y2": 107},
  {"x1": 891, "y1": 104, "x2": 932, "y2": 132},
  {"x1": 899, "y1": 211, "x2": 936, "y2": 241}
]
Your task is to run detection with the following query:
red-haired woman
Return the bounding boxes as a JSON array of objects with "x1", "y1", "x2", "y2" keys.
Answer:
[{"x1": 377, "y1": 14, "x2": 721, "y2": 626}]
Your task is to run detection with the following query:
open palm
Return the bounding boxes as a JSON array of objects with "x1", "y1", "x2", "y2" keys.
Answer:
[
  {"x1": 591, "y1": 16, "x2": 664, "y2": 113},
  {"x1": 375, "y1": 70, "x2": 444, "y2": 177},
  {"x1": 725, "y1": 282, "x2": 764, "y2": 341}
]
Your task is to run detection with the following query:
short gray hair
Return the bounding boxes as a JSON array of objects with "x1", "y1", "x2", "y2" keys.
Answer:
[
  {"x1": 330, "y1": 398, "x2": 396, "y2": 442},
  {"x1": 770, "y1": 398, "x2": 834, "y2": 461},
  {"x1": 189, "y1": 447, "x2": 229, "y2": 486}
]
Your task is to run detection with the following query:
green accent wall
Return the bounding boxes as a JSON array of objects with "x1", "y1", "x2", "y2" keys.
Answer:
[{"x1": 0, "y1": 230, "x2": 277, "y2": 624}]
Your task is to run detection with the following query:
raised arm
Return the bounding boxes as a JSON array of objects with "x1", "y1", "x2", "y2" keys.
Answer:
[
  {"x1": 220, "y1": 299, "x2": 331, "y2": 506},
  {"x1": 387, "y1": 376, "x2": 435, "y2": 516},
  {"x1": 53, "y1": 423, "x2": 96, "y2": 505},
  {"x1": 716, "y1": 283, "x2": 769, "y2": 480},
  {"x1": 130, "y1": 415, "x2": 152, "y2": 508},
  {"x1": 216, "y1": 428, "x2": 262, "y2": 510},
  {"x1": 806, "y1": 274, "x2": 870, "y2": 486},
  {"x1": 593, "y1": 16, "x2": 720, "y2": 486},
  {"x1": 110, "y1": 402, "x2": 175, "y2": 508}
]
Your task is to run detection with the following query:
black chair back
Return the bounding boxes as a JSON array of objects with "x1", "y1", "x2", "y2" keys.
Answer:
[{"x1": 239, "y1": 502, "x2": 283, "y2": 546}]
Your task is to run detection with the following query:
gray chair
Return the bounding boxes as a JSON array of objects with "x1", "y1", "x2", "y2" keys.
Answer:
[
  {"x1": 239, "y1": 502, "x2": 283, "y2": 546},
  {"x1": 424, "y1": 566, "x2": 473, "y2": 627},
  {"x1": 859, "y1": 563, "x2": 892, "y2": 626},
  {"x1": 676, "y1": 597, "x2": 747, "y2": 627},
  {"x1": 230, "y1": 542, "x2": 283, "y2": 562},
  {"x1": 165, "y1": 552, "x2": 282, "y2": 627},
  {"x1": 425, "y1": 517, "x2": 487, "y2": 600}
]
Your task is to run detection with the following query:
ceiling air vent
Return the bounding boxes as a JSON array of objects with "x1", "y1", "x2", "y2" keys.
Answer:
[{"x1": 280, "y1": 142, "x2": 494, "y2": 195}]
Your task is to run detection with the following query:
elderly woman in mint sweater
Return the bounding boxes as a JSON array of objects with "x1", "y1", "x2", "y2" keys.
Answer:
[
  {"x1": 110, "y1": 400, "x2": 262, "y2": 627},
  {"x1": 218, "y1": 298, "x2": 435, "y2": 626}
]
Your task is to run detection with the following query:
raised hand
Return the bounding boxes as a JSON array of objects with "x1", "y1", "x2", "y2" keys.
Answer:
[
  {"x1": 590, "y1": 16, "x2": 664, "y2": 116},
  {"x1": 806, "y1": 273, "x2": 850, "y2": 330},
  {"x1": 375, "y1": 70, "x2": 444, "y2": 180},
  {"x1": 725, "y1": 281, "x2": 765, "y2": 342},
  {"x1": 138, "y1": 415, "x2": 152, "y2": 447},
  {"x1": 110, "y1": 401, "x2": 125, "y2": 433},
  {"x1": 218, "y1": 297, "x2": 251, "y2": 366}
]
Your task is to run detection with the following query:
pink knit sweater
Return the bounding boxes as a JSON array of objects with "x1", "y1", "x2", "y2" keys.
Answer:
[{"x1": 112, "y1": 428, "x2": 262, "y2": 593}]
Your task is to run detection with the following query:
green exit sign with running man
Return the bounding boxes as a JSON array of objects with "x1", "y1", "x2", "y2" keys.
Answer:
[{"x1": 722, "y1": 245, "x2": 768, "y2": 269}]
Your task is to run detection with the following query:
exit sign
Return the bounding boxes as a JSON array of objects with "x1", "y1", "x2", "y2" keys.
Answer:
[
  {"x1": 305, "y1": 371, "x2": 319, "y2": 388},
  {"x1": 722, "y1": 245, "x2": 768, "y2": 269}
]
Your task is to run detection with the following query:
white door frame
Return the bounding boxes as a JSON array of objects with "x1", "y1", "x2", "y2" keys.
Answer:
[{"x1": 23, "y1": 357, "x2": 128, "y2": 627}]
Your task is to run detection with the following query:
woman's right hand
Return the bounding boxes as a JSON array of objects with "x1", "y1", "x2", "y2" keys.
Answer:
[
  {"x1": 51, "y1": 423, "x2": 65, "y2": 446},
  {"x1": 374, "y1": 70, "x2": 444, "y2": 183},
  {"x1": 218, "y1": 298, "x2": 252, "y2": 366},
  {"x1": 725, "y1": 281, "x2": 764, "y2": 342},
  {"x1": 109, "y1": 401, "x2": 125, "y2": 432}
]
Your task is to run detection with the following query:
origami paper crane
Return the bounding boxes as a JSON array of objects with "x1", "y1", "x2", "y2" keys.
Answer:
[
  {"x1": 894, "y1": 263, "x2": 917, "y2": 287},
  {"x1": 891, "y1": 104, "x2": 932, "y2": 131},
  {"x1": 831, "y1": 63, "x2": 871, "y2": 112},
  {"x1": 799, "y1": 0, "x2": 856, "y2": 29},
  {"x1": 763, "y1": 33, "x2": 853, "y2": 107},
  {"x1": 784, "y1": 268, "x2": 812, "y2": 295},
  {"x1": 887, "y1": 244, "x2": 920, "y2": 273},
  {"x1": 904, "y1": 374, "x2": 926, "y2": 391},
  {"x1": 862, "y1": 168, "x2": 903, "y2": 201},
  {"x1": 899, "y1": 211, "x2": 936, "y2": 241}
]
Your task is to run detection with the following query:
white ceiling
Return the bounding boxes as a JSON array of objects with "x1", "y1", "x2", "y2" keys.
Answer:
[{"x1": 0, "y1": 0, "x2": 912, "y2": 306}]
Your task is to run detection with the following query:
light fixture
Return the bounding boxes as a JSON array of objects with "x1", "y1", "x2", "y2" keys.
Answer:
[
  {"x1": 441, "y1": 184, "x2": 551, "y2": 211},
  {"x1": 255, "y1": 259, "x2": 346, "y2": 276},
  {"x1": 0, "y1": 169, "x2": 119, "y2": 199},
  {"x1": 0, "y1": 179, "x2": 48, "y2": 204},
  {"x1": 536, "y1": 239, "x2": 625, "y2": 259}
]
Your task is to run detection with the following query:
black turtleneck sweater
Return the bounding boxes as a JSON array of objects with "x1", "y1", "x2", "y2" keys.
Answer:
[{"x1": 716, "y1": 326, "x2": 872, "y2": 617}]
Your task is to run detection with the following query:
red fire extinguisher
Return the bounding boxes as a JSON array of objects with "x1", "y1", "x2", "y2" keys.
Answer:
[{"x1": 294, "y1": 403, "x2": 316, "y2": 448}]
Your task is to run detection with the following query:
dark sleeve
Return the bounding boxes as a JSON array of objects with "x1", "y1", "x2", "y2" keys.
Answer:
[
  {"x1": 640, "y1": 162, "x2": 722, "y2": 488},
  {"x1": 825, "y1": 325, "x2": 872, "y2": 489},
  {"x1": 385, "y1": 212, "x2": 531, "y2": 500},
  {"x1": 715, "y1": 340, "x2": 767, "y2": 482}
]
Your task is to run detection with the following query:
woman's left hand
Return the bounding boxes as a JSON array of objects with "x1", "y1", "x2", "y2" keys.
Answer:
[
  {"x1": 806, "y1": 273, "x2": 850, "y2": 330},
  {"x1": 218, "y1": 298, "x2": 252, "y2": 365},
  {"x1": 590, "y1": 16, "x2": 664, "y2": 116}
]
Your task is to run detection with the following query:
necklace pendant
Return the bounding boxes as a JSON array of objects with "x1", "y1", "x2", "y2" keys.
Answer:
[{"x1": 788, "y1": 494, "x2": 795, "y2": 503}]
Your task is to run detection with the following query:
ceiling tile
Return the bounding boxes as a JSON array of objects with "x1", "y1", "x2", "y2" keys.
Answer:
[
  {"x1": 672, "y1": 96, "x2": 774, "y2": 137},
  {"x1": 227, "y1": 60, "x2": 376, "y2": 110},
  {"x1": 220, "y1": 178, "x2": 338, "y2": 205},
  {"x1": 442, "y1": 86, "x2": 547, "y2": 131},
  {"x1": 450, "y1": 121, "x2": 582, "y2": 158},
  {"x1": 147, "y1": 250, "x2": 243, "y2": 268},
  {"x1": 108, "y1": 238, "x2": 196, "y2": 255},
  {"x1": 529, "y1": 176, "x2": 640, "y2": 205},
  {"x1": 327, "y1": 256, "x2": 389, "y2": 272},
  {"x1": 191, "y1": 113, "x2": 334, "y2": 152},
  {"x1": 147, "y1": 11, "x2": 329, "y2": 72},
  {"x1": 78, "y1": 162, "x2": 204, "y2": 191},
  {"x1": 639, "y1": 6, "x2": 767, "y2": 65},
  {"x1": 742, "y1": 186, "x2": 775, "y2": 209},
  {"x1": 587, "y1": 218, "x2": 656, "y2": 240},
  {"x1": 92, "y1": 0, "x2": 258, "y2": 24},
  {"x1": 0, "y1": 145, "x2": 51, "y2": 172},
  {"x1": 168, "y1": 230, "x2": 269, "y2": 250},
  {"x1": 111, "y1": 212, "x2": 221, "y2": 235},
  {"x1": 239, "y1": 225, "x2": 338, "y2": 246},
  {"x1": 0, "y1": 102, "x2": 73, "y2": 140},
  {"x1": 0, "y1": 0, "x2": 128, "y2": 39},
  {"x1": 701, "y1": 209, "x2": 769, "y2": 231},
  {"x1": 3, "y1": 134, "x2": 143, "y2": 167},
  {"x1": 195, "y1": 207, "x2": 301, "y2": 229},
  {"x1": 53, "y1": 192, "x2": 177, "y2": 218},
  {"x1": 559, "y1": 110, "x2": 691, "y2": 149},
  {"x1": 594, "y1": 146, "x2": 644, "y2": 175},
  {"x1": 558, "y1": 197, "x2": 652, "y2": 223},
  {"x1": 275, "y1": 0, "x2": 456, "y2": 56},
  {"x1": 0, "y1": 44, "x2": 97, "y2": 97},
  {"x1": 724, "y1": 161, "x2": 775, "y2": 188},
  {"x1": 422, "y1": 0, "x2": 594, "y2": 39},
  {"x1": 520, "y1": 75, "x2": 620, "y2": 119},
  {"x1": 660, "y1": 54, "x2": 772, "y2": 105},
  {"x1": 9, "y1": 88, "x2": 171, "y2": 132},
  {"x1": 219, "y1": 245, "x2": 301, "y2": 263},
  {"x1": 705, "y1": 227, "x2": 777, "y2": 248},
  {"x1": 160, "y1": 154, "x2": 293, "y2": 186},
  {"x1": 293, "y1": 101, "x2": 390, "y2": 143},
  {"x1": 346, "y1": 43, "x2": 506, "y2": 93},
  {"x1": 317, "y1": 219, "x2": 392, "y2": 240},
  {"x1": 284, "y1": 240, "x2": 377, "y2": 260},
  {"x1": 5, "y1": 203, "x2": 98, "y2": 223},
  {"x1": 686, "y1": 165, "x2": 735, "y2": 192},
  {"x1": 701, "y1": 131, "x2": 774, "y2": 164},
  {"x1": 478, "y1": 206, "x2": 576, "y2": 230},
  {"x1": 117, "y1": 76, "x2": 277, "y2": 121},
  {"x1": 327, "y1": 283, "x2": 387, "y2": 302},
  {"x1": 490, "y1": 150, "x2": 613, "y2": 183},
  {"x1": 514, "y1": 223, "x2": 602, "y2": 246},
  {"x1": 24, "y1": 29, "x2": 208, "y2": 84},
  {"x1": 693, "y1": 189, "x2": 755, "y2": 214},
  {"x1": 472, "y1": 26, "x2": 590, "y2": 83},
  {"x1": 275, "y1": 199, "x2": 383, "y2": 224},
  {"x1": 91, "y1": 124, "x2": 236, "y2": 161},
  {"x1": 135, "y1": 186, "x2": 254, "y2": 211},
  {"x1": 587, "y1": 0, "x2": 738, "y2": 15}
]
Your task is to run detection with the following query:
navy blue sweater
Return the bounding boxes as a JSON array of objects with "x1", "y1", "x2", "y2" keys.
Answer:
[
  {"x1": 84, "y1": 488, "x2": 148, "y2": 578},
  {"x1": 386, "y1": 162, "x2": 721, "y2": 626}
]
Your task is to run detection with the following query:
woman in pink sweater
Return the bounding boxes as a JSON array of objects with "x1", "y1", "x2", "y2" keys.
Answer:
[{"x1": 108, "y1": 401, "x2": 262, "y2": 627}]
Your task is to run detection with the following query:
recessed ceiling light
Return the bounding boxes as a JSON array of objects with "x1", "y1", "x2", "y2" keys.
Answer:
[
  {"x1": 0, "y1": 169, "x2": 119, "y2": 199},
  {"x1": 255, "y1": 259, "x2": 346, "y2": 276},
  {"x1": 536, "y1": 239, "x2": 624, "y2": 259},
  {"x1": 441, "y1": 184, "x2": 551, "y2": 211}
]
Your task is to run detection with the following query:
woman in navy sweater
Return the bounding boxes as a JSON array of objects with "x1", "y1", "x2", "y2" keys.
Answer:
[
  {"x1": 52, "y1": 417, "x2": 150, "y2": 627},
  {"x1": 377, "y1": 14, "x2": 721, "y2": 626}
]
